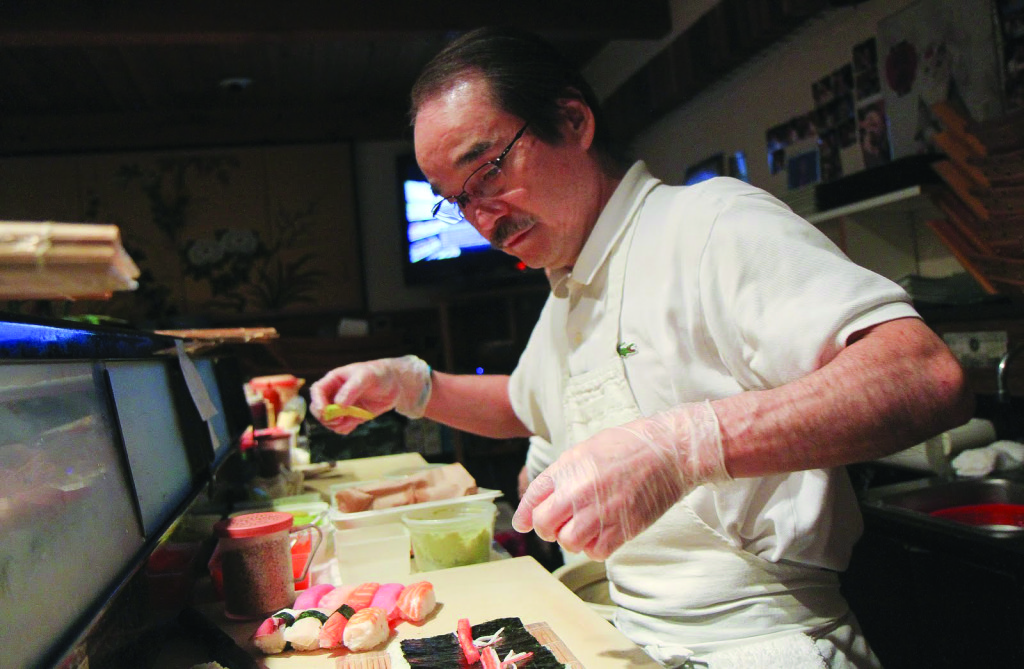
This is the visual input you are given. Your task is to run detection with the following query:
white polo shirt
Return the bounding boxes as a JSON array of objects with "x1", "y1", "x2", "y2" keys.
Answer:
[{"x1": 509, "y1": 161, "x2": 918, "y2": 571}]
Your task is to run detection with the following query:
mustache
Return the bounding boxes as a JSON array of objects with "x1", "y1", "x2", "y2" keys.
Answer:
[{"x1": 491, "y1": 215, "x2": 536, "y2": 249}]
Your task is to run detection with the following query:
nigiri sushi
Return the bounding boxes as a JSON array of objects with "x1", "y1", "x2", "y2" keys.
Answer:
[
  {"x1": 369, "y1": 583, "x2": 405, "y2": 621},
  {"x1": 252, "y1": 616, "x2": 288, "y2": 654},
  {"x1": 396, "y1": 581, "x2": 436, "y2": 622},
  {"x1": 284, "y1": 611, "x2": 328, "y2": 652},
  {"x1": 319, "y1": 603, "x2": 355, "y2": 649},
  {"x1": 317, "y1": 583, "x2": 357, "y2": 612},
  {"x1": 343, "y1": 581, "x2": 380, "y2": 612},
  {"x1": 251, "y1": 608, "x2": 298, "y2": 655},
  {"x1": 343, "y1": 606, "x2": 390, "y2": 652},
  {"x1": 293, "y1": 583, "x2": 335, "y2": 610}
]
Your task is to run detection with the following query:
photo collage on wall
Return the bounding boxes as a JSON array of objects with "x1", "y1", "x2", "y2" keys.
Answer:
[
  {"x1": 765, "y1": 37, "x2": 890, "y2": 190},
  {"x1": 997, "y1": 0, "x2": 1024, "y2": 111},
  {"x1": 851, "y1": 37, "x2": 893, "y2": 169}
]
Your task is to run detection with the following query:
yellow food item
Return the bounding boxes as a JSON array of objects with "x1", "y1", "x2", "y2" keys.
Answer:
[{"x1": 322, "y1": 404, "x2": 375, "y2": 421}]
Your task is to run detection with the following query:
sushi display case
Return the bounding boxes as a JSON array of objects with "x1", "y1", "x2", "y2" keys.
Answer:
[{"x1": 0, "y1": 313, "x2": 250, "y2": 668}]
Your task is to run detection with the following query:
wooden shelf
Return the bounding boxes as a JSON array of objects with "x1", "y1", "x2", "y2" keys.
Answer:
[{"x1": 806, "y1": 185, "x2": 942, "y2": 226}]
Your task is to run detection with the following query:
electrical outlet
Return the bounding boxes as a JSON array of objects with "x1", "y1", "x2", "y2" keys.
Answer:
[{"x1": 942, "y1": 331, "x2": 1008, "y2": 368}]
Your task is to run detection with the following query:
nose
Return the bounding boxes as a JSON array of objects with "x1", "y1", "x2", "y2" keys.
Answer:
[{"x1": 464, "y1": 198, "x2": 510, "y2": 238}]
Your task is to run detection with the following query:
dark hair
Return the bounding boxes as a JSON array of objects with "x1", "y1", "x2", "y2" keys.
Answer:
[{"x1": 410, "y1": 26, "x2": 627, "y2": 167}]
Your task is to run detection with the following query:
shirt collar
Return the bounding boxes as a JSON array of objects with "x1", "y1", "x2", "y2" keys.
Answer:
[{"x1": 546, "y1": 161, "x2": 657, "y2": 297}]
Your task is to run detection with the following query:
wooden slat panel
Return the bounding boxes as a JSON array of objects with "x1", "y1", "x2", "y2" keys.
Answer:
[{"x1": 0, "y1": 1, "x2": 671, "y2": 46}]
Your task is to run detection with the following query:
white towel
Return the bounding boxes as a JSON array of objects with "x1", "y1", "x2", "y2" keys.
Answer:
[
  {"x1": 951, "y1": 440, "x2": 1024, "y2": 477},
  {"x1": 648, "y1": 633, "x2": 826, "y2": 668}
]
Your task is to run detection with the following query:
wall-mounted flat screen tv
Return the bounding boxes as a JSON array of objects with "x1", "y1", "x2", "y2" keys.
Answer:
[{"x1": 396, "y1": 153, "x2": 543, "y2": 288}]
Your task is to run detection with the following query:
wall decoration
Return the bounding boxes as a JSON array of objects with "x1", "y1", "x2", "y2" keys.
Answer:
[
  {"x1": 878, "y1": 0, "x2": 1004, "y2": 158},
  {"x1": 996, "y1": 0, "x2": 1024, "y2": 110},
  {"x1": 818, "y1": 129, "x2": 844, "y2": 182},
  {"x1": 684, "y1": 153, "x2": 726, "y2": 185},
  {"x1": 0, "y1": 144, "x2": 363, "y2": 325},
  {"x1": 854, "y1": 38, "x2": 883, "y2": 100},
  {"x1": 787, "y1": 149, "x2": 821, "y2": 190},
  {"x1": 858, "y1": 99, "x2": 894, "y2": 168}
]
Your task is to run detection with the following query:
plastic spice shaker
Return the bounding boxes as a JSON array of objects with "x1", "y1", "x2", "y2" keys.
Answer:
[{"x1": 212, "y1": 511, "x2": 322, "y2": 620}]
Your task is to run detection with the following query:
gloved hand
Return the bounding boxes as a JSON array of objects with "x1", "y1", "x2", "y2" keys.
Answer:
[
  {"x1": 309, "y1": 355, "x2": 431, "y2": 434},
  {"x1": 512, "y1": 400, "x2": 731, "y2": 560}
]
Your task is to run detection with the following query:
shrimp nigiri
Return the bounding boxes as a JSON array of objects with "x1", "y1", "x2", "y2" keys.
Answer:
[
  {"x1": 396, "y1": 581, "x2": 436, "y2": 622},
  {"x1": 343, "y1": 606, "x2": 390, "y2": 651}
]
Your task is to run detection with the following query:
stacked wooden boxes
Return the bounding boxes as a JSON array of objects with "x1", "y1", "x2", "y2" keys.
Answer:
[
  {"x1": 0, "y1": 221, "x2": 140, "y2": 300},
  {"x1": 927, "y1": 102, "x2": 1024, "y2": 296}
]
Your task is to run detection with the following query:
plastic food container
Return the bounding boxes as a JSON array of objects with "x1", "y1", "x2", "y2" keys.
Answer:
[
  {"x1": 402, "y1": 501, "x2": 497, "y2": 572},
  {"x1": 209, "y1": 511, "x2": 321, "y2": 619},
  {"x1": 328, "y1": 484, "x2": 502, "y2": 530},
  {"x1": 334, "y1": 524, "x2": 411, "y2": 584}
]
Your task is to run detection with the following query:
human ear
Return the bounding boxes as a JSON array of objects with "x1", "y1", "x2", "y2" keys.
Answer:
[{"x1": 556, "y1": 96, "x2": 595, "y2": 150}]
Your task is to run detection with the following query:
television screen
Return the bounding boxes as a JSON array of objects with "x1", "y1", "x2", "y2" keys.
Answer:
[{"x1": 396, "y1": 153, "x2": 542, "y2": 287}]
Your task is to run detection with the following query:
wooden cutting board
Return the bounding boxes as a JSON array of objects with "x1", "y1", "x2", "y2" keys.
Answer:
[{"x1": 199, "y1": 556, "x2": 658, "y2": 668}]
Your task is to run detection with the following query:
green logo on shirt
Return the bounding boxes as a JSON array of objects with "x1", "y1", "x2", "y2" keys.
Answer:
[{"x1": 617, "y1": 342, "x2": 638, "y2": 358}]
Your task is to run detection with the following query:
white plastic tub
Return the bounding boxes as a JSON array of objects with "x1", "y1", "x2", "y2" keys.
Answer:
[{"x1": 328, "y1": 487, "x2": 503, "y2": 530}]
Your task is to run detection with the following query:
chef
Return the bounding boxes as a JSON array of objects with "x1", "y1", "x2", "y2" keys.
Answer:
[{"x1": 311, "y1": 27, "x2": 972, "y2": 668}]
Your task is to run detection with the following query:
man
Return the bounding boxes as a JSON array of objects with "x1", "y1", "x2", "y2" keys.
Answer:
[{"x1": 311, "y1": 27, "x2": 971, "y2": 668}]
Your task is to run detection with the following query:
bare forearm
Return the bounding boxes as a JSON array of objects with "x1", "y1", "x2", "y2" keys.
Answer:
[
  {"x1": 714, "y1": 318, "x2": 973, "y2": 478},
  {"x1": 423, "y1": 371, "x2": 531, "y2": 439}
]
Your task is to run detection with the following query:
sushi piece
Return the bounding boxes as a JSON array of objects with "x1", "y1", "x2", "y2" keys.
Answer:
[
  {"x1": 457, "y1": 618, "x2": 480, "y2": 664},
  {"x1": 479, "y1": 646, "x2": 502, "y2": 669},
  {"x1": 317, "y1": 583, "x2": 357, "y2": 612},
  {"x1": 283, "y1": 615, "x2": 324, "y2": 652},
  {"x1": 343, "y1": 606, "x2": 390, "y2": 652},
  {"x1": 369, "y1": 583, "x2": 405, "y2": 621},
  {"x1": 396, "y1": 581, "x2": 436, "y2": 622},
  {"x1": 319, "y1": 603, "x2": 356, "y2": 649},
  {"x1": 251, "y1": 608, "x2": 299, "y2": 655},
  {"x1": 293, "y1": 583, "x2": 335, "y2": 610},
  {"x1": 251, "y1": 616, "x2": 287, "y2": 655},
  {"x1": 343, "y1": 581, "x2": 380, "y2": 612}
]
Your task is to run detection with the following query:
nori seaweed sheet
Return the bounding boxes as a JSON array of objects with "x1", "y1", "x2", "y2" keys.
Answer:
[{"x1": 400, "y1": 617, "x2": 564, "y2": 668}]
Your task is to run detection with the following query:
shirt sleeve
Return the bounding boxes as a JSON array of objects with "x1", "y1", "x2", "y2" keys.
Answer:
[{"x1": 696, "y1": 184, "x2": 919, "y2": 390}]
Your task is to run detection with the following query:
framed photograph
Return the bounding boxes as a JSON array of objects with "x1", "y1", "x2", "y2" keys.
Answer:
[
  {"x1": 858, "y1": 99, "x2": 894, "y2": 168},
  {"x1": 684, "y1": 153, "x2": 726, "y2": 185},
  {"x1": 997, "y1": 0, "x2": 1024, "y2": 110},
  {"x1": 787, "y1": 149, "x2": 821, "y2": 190},
  {"x1": 853, "y1": 38, "x2": 878, "y2": 74}
]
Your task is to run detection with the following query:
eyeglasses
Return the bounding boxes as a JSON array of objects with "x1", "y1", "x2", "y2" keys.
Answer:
[{"x1": 431, "y1": 122, "x2": 529, "y2": 219}]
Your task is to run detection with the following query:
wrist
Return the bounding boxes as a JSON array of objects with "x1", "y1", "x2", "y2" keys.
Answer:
[{"x1": 394, "y1": 355, "x2": 432, "y2": 419}]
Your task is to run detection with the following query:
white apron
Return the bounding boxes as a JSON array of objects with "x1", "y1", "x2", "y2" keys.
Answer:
[{"x1": 554, "y1": 182, "x2": 878, "y2": 668}]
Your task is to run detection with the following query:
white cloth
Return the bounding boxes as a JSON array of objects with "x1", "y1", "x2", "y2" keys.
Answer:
[
  {"x1": 509, "y1": 162, "x2": 906, "y2": 665},
  {"x1": 951, "y1": 440, "x2": 1024, "y2": 477}
]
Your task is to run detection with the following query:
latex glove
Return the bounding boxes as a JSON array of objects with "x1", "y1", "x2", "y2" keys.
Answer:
[
  {"x1": 512, "y1": 400, "x2": 730, "y2": 560},
  {"x1": 309, "y1": 355, "x2": 431, "y2": 434}
]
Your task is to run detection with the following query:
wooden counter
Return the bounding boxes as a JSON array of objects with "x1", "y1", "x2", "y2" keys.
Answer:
[{"x1": 200, "y1": 556, "x2": 658, "y2": 668}]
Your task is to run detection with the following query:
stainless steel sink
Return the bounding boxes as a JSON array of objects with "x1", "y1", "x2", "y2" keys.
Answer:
[{"x1": 861, "y1": 477, "x2": 1024, "y2": 537}]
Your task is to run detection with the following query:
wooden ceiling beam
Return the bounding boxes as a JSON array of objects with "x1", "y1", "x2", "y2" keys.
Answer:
[
  {"x1": 0, "y1": 104, "x2": 413, "y2": 155},
  {"x1": 0, "y1": 1, "x2": 671, "y2": 47}
]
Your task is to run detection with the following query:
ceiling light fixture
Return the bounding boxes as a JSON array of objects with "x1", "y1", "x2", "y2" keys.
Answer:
[{"x1": 219, "y1": 77, "x2": 254, "y2": 91}]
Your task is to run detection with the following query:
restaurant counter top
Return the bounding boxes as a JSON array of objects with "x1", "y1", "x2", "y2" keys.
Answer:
[{"x1": 184, "y1": 556, "x2": 659, "y2": 668}]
